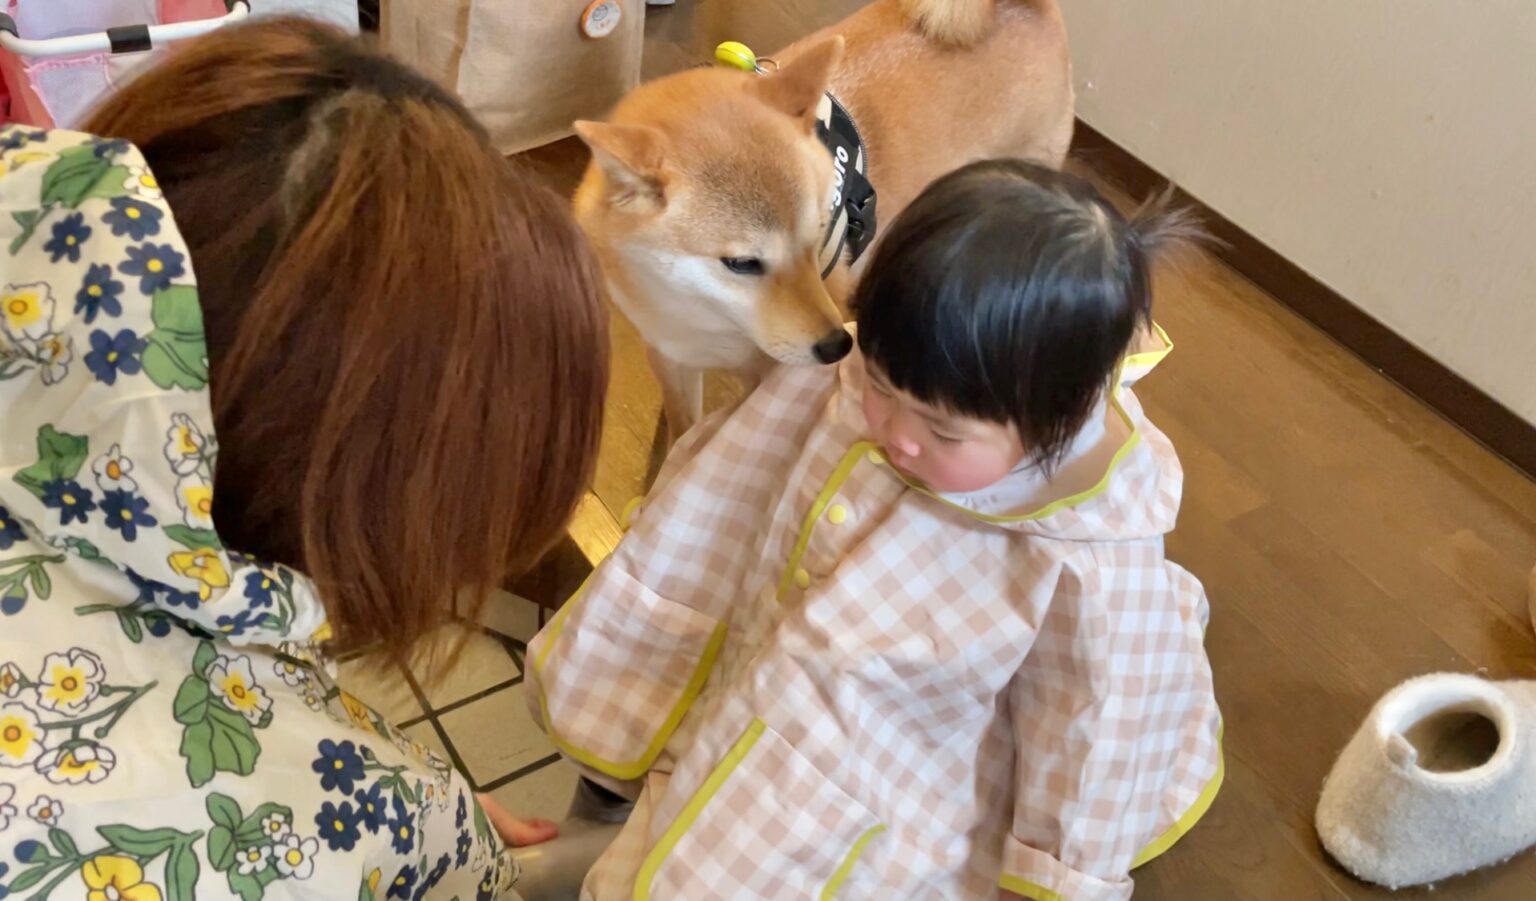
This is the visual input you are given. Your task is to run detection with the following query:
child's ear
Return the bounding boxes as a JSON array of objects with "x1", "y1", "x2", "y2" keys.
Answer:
[
  {"x1": 748, "y1": 36, "x2": 844, "y2": 133},
  {"x1": 574, "y1": 120, "x2": 670, "y2": 208}
]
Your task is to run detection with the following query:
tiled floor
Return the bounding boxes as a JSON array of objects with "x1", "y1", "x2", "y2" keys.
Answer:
[{"x1": 332, "y1": 589, "x2": 582, "y2": 824}]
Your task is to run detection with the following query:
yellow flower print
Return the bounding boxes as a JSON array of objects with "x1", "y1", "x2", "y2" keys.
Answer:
[
  {"x1": 36, "y1": 741, "x2": 116, "y2": 785},
  {"x1": 37, "y1": 648, "x2": 105, "y2": 716},
  {"x1": 338, "y1": 690, "x2": 376, "y2": 732},
  {"x1": 208, "y1": 655, "x2": 272, "y2": 725},
  {"x1": 168, "y1": 548, "x2": 231, "y2": 601},
  {"x1": 366, "y1": 868, "x2": 382, "y2": 897},
  {"x1": 2, "y1": 282, "x2": 56, "y2": 341},
  {"x1": 175, "y1": 471, "x2": 214, "y2": 530},
  {"x1": 0, "y1": 701, "x2": 47, "y2": 767},
  {"x1": 82, "y1": 855, "x2": 163, "y2": 901}
]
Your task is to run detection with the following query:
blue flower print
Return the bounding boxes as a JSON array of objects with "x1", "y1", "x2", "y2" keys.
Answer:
[
  {"x1": 0, "y1": 129, "x2": 45, "y2": 152},
  {"x1": 43, "y1": 213, "x2": 91, "y2": 264},
  {"x1": 145, "y1": 612, "x2": 173, "y2": 638},
  {"x1": 40, "y1": 480, "x2": 95, "y2": 526},
  {"x1": 456, "y1": 793, "x2": 468, "y2": 828},
  {"x1": 125, "y1": 567, "x2": 165, "y2": 603},
  {"x1": 476, "y1": 867, "x2": 496, "y2": 901},
  {"x1": 0, "y1": 506, "x2": 25, "y2": 550},
  {"x1": 75, "y1": 264, "x2": 125, "y2": 323},
  {"x1": 164, "y1": 587, "x2": 202, "y2": 609},
  {"x1": 84, "y1": 329, "x2": 146, "y2": 385},
  {"x1": 92, "y1": 138, "x2": 130, "y2": 159},
  {"x1": 354, "y1": 783, "x2": 388, "y2": 834},
  {"x1": 313, "y1": 739, "x2": 366, "y2": 795},
  {"x1": 414, "y1": 853, "x2": 451, "y2": 901},
  {"x1": 13, "y1": 839, "x2": 45, "y2": 863},
  {"x1": 101, "y1": 198, "x2": 163, "y2": 242},
  {"x1": 386, "y1": 864, "x2": 418, "y2": 900},
  {"x1": 388, "y1": 794, "x2": 417, "y2": 855},
  {"x1": 316, "y1": 800, "x2": 362, "y2": 851},
  {"x1": 216, "y1": 608, "x2": 270, "y2": 636},
  {"x1": 118, "y1": 243, "x2": 185, "y2": 294},
  {"x1": 100, "y1": 489, "x2": 157, "y2": 542},
  {"x1": 1, "y1": 586, "x2": 24, "y2": 616},
  {"x1": 243, "y1": 571, "x2": 276, "y2": 609},
  {"x1": 455, "y1": 830, "x2": 472, "y2": 867}
]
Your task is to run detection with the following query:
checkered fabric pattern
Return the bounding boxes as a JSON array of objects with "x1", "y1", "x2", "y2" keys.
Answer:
[{"x1": 526, "y1": 341, "x2": 1221, "y2": 901}]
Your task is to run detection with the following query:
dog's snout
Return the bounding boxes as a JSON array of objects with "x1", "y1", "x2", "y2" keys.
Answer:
[{"x1": 812, "y1": 329, "x2": 854, "y2": 365}]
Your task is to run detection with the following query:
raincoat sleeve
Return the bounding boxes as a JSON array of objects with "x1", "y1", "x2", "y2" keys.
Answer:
[
  {"x1": 524, "y1": 366, "x2": 833, "y2": 788},
  {"x1": 999, "y1": 548, "x2": 1214, "y2": 901}
]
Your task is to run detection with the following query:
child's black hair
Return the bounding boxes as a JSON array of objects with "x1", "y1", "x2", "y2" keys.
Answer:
[{"x1": 854, "y1": 158, "x2": 1200, "y2": 471}]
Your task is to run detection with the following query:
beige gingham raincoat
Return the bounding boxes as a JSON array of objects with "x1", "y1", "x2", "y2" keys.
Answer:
[{"x1": 526, "y1": 330, "x2": 1222, "y2": 901}]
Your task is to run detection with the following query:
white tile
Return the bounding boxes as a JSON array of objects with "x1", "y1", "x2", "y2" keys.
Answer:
[
  {"x1": 438, "y1": 686, "x2": 554, "y2": 785},
  {"x1": 334, "y1": 654, "x2": 424, "y2": 726},
  {"x1": 409, "y1": 622, "x2": 522, "y2": 710},
  {"x1": 470, "y1": 589, "x2": 543, "y2": 644},
  {"x1": 403, "y1": 720, "x2": 452, "y2": 760},
  {"x1": 490, "y1": 759, "x2": 580, "y2": 823}
]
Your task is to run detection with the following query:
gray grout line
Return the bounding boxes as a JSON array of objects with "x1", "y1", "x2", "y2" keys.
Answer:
[
  {"x1": 477, "y1": 752, "x2": 564, "y2": 793},
  {"x1": 422, "y1": 677, "x2": 524, "y2": 721}
]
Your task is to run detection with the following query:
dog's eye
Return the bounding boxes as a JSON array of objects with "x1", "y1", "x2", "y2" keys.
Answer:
[{"x1": 720, "y1": 257, "x2": 765, "y2": 276}]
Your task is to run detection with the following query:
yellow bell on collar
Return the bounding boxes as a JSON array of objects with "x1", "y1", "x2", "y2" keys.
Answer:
[{"x1": 715, "y1": 41, "x2": 758, "y2": 72}]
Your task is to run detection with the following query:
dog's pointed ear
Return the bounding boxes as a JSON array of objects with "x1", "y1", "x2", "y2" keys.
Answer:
[
  {"x1": 575, "y1": 120, "x2": 670, "y2": 206},
  {"x1": 749, "y1": 36, "x2": 844, "y2": 132}
]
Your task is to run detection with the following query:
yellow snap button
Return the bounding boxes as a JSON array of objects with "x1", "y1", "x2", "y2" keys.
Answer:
[
  {"x1": 827, "y1": 504, "x2": 847, "y2": 525},
  {"x1": 866, "y1": 449, "x2": 885, "y2": 465},
  {"x1": 794, "y1": 568, "x2": 810, "y2": 589}
]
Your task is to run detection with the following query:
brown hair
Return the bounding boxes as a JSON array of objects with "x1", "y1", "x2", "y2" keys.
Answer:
[{"x1": 85, "y1": 19, "x2": 608, "y2": 665}]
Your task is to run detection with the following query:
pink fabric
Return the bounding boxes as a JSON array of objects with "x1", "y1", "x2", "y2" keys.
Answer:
[{"x1": 528, "y1": 334, "x2": 1223, "y2": 900}]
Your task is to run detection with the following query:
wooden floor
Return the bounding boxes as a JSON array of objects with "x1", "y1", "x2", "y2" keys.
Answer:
[{"x1": 514, "y1": 2, "x2": 1536, "y2": 898}]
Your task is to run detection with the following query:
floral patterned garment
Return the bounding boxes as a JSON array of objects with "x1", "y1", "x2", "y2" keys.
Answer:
[{"x1": 0, "y1": 128, "x2": 514, "y2": 901}]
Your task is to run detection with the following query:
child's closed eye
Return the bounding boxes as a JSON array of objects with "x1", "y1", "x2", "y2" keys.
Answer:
[{"x1": 931, "y1": 430, "x2": 963, "y2": 445}]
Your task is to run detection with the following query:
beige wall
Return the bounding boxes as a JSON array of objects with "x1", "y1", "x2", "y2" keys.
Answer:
[{"x1": 1063, "y1": 1, "x2": 1536, "y2": 424}]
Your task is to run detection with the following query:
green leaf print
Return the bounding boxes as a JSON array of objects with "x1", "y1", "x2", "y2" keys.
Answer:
[
  {"x1": 182, "y1": 718, "x2": 217, "y2": 787},
  {"x1": 98, "y1": 824, "x2": 189, "y2": 857},
  {"x1": 165, "y1": 525, "x2": 223, "y2": 552},
  {"x1": 208, "y1": 824, "x2": 236, "y2": 872},
  {"x1": 207, "y1": 793, "x2": 244, "y2": 831},
  {"x1": 40, "y1": 144, "x2": 112, "y2": 208},
  {"x1": 47, "y1": 827, "x2": 78, "y2": 858},
  {"x1": 166, "y1": 838, "x2": 202, "y2": 901},
  {"x1": 8, "y1": 209, "x2": 42, "y2": 255},
  {"x1": 116, "y1": 608, "x2": 145, "y2": 643},
  {"x1": 84, "y1": 165, "x2": 132, "y2": 201},
  {"x1": 29, "y1": 562, "x2": 52, "y2": 599},
  {"x1": 142, "y1": 286, "x2": 209, "y2": 391},
  {"x1": 174, "y1": 675, "x2": 211, "y2": 725},
  {"x1": 193, "y1": 640, "x2": 218, "y2": 678},
  {"x1": 235, "y1": 803, "x2": 293, "y2": 846},
  {"x1": 13, "y1": 425, "x2": 89, "y2": 500},
  {"x1": 208, "y1": 707, "x2": 261, "y2": 776},
  {"x1": 4, "y1": 862, "x2": 59, "y2": 894}
]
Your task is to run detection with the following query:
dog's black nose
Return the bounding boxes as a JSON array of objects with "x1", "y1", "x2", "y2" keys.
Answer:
[{"x1": 812, "y1": 329, "x2": 853, "y2": 364}]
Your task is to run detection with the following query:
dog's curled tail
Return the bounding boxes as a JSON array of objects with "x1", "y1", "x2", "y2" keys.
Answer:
[{"x1": 899, "y1": 0, "x2": 996, "y2": 47}]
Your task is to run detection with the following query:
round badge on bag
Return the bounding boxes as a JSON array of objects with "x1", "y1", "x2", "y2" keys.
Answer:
[{"x1": 580, "y1": 0, "x2": 622, "y2": 39}]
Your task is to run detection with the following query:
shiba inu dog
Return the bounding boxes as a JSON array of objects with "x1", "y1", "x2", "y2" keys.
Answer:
[{"x1": 572, "y1": 0, "x2": 1074, "y2": 437}]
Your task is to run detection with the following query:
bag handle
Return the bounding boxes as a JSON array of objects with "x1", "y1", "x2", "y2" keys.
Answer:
[{"x1": 0, "y1": 0, "x2": 250, "y2": 59}]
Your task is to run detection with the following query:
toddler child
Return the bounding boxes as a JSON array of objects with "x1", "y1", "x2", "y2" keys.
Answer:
[{"x1": 527, "y1": 159, "x2": 1222, "y2": 901}]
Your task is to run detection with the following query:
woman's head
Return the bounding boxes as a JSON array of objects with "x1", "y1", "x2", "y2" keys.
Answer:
[
  {"x1": 84, "y1": 19, "x2": 608, "y2": 663},
  {"x1": 855, "y1": 159, "x2": 1196, "y2": 491}
]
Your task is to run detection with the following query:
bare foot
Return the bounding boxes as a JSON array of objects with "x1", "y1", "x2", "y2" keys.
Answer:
[{"x1": 476, "y1": 792, "x2": 559, "y2": 847}]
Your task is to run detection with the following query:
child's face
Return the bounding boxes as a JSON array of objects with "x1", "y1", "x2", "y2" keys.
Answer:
[{"x1": 862, "y1": 366, "x2": 1026, "y2": 493}]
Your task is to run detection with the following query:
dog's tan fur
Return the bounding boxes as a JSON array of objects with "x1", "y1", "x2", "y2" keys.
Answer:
[{"x1": 573, "y1": 0, "x2": 1074, "y2": 436}]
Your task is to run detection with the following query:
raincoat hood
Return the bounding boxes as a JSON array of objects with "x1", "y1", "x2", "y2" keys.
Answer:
[
  {"x1": 836, "y1": 324, "x2": 1183, "y2": 542},
  {"x1": 0, "y1": 129, "x2": 327, "y2": 645}
]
